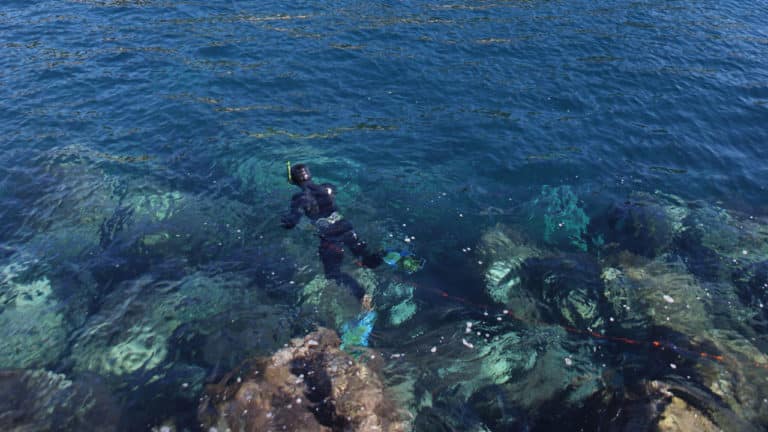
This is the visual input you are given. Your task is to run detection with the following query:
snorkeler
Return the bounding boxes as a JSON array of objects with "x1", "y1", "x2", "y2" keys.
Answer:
[{"x1": 281, "y1": 163, "x2": 383, "y2": 300}]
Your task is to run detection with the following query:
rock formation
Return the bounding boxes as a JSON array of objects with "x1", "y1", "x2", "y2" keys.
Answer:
[{"x1": 199, "y1": 327, "x2": 409, "y2": 432}]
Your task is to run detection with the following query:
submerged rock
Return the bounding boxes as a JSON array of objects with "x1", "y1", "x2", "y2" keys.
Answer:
[
  {"x1": 520, "y1": 254, "x2": 607, "y2": 330},
  {"x1": 541, "y1": 379, "x2": 738, "y2": 432},
  {"x1": 478, "y1": 224, "x2": 544, "y2": 305},
  {"x1": 604, "y1": 253, "x2": 768, "y2": 429},
  {"x1": 673, "y1": 227, "x2": 728, "y2": 282},
  {"x1": 298, "y1": 269, "x2": 417, "y2": 332},
  {"x1": 124, "y1": 190, "x2": 186, "y2": 223},
  {"x1": 0, "y1": 261, "x2": 68, "y2": 369},
  {"x1": 467, "y1": 385, "x2": 530, "y2": 431},
  {"x1": 589, "y1": 199, "x2": 674, "y2": 258},
  {"x1": 698, "y1": 329, "x2": 768, "y2": 428},
  {"x1": 0, "y1": 369, "x2": 119, "y2": 431},
  {"x1": 70, "y1": 271, "x2": 285, "y2": 379},
  {"x1": 382, "y1": 304, "x2": 602, "y2": 429},
  {"x1": 198, "y1": 327, "x2": 410, "y2": 432},
  {"x1": 685, "y1": 205, "x2": 768, "y2": 266},
  {"x1": 374, "y1": 280, "x2": 417, "y2": 327},
  {"x1": 733, "y1": 260, "x2": 768, "y2": 312},
  {"x1": 298, "y1": 275, "x2": 367, "y2": 330},
  {"x1": 531, "y1": 185, "x2": 590, "y2": 251},
  {"x1": 657, "y1": 395, "x2": 719, "y2": 432}
]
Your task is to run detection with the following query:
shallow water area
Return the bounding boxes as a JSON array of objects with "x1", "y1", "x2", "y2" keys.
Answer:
[{"x1": 1, "y1": 0, "x2": 767, "y2": 430}]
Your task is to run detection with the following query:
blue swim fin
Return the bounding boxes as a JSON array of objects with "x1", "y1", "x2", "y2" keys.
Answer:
[{"x1": 340, "y1": 310, "x2": 377, "y2": 350}]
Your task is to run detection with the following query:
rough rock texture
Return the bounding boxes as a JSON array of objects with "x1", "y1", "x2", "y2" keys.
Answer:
[
  {"x1": 298, "y1": 275, "x2": 367, "y2": 330},
  {"x1": 70, "y1": 271, "x2": 288, "y2": 379},
  {"x1": 589, "y1": 199, "x2": 674, "y2": 258},
  {"x1": 520, "y1": 254, "x2": 608, "y2": 330},
  {"x1": 685, "y1": 205, "x2": 768, "y2": 266},
  {"x1": 657, "y1": 396, "x2": 719, "y2": 432},
  {"x1": 0, "y1": 369, "x2": 119, "y2": 431},
  {"x1": 548, "y1": 379, "x2": 732, "y2": 432},
  {"x1": 378, "y1": 303, "x2": 602, "y2": 431},
  {"x1": 373, "y1": 280, "x2": 417, "y2": 327},
  {"x1": 600, "y1": 253, "x2": 768, "y2": 429},
  {"x1": 733, "y1": 260, "x2": 768, "y2": 313},
  {"x1": 199, "y1": 327, "x2": 409, "y2": 432},
  {"x1": 0, "y1": 260, "x2": 68, "y2": 369},
  {"x1": 478, "y1": 225, "x2": 544, "y2": 305}
]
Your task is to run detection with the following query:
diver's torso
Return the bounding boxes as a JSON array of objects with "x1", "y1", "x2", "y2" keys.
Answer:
[{"x1": 302, "y1": 182, "x2": 337, "y2": 220}]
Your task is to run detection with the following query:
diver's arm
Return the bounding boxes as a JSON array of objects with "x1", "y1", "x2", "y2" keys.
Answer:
[{"x1": 280, "y1": 193, "x2": 304, "y2": 229}]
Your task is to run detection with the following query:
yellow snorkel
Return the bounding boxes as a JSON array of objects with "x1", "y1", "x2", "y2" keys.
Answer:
[{"x1": 286, "y1": 161, "x2": 292, "y2": 184}]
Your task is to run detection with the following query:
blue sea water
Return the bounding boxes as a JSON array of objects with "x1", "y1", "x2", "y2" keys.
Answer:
[{"x1": 1, "y1": 0, "x2": 767, "y2": 430}]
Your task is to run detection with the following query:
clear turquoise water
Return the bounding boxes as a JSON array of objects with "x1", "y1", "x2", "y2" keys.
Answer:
[{"x1": 1, "y1": 0, "x2": 767, "y2": 430}]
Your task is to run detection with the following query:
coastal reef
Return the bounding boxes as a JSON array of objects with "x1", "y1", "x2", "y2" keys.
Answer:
[{"x1": 198, "y1": 327, "x2": 410, "y2": 431}]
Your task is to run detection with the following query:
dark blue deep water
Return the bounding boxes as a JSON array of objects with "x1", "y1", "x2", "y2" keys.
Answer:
[{"x1": 1, "y1": 0, "x2": 767, "y2": 430}]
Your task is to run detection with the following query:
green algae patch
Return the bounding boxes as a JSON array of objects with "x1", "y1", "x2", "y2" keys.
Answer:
[
  {"x1": 533, "y1": 185, "x2": 589, "y2": 251},
  {"x1": 0, "y1": 264, "x2": 68, "y2": 369}
]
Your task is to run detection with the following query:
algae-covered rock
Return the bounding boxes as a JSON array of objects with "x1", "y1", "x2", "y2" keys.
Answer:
[
  {"x1": 0, "y1": 261, "x2": 68, "y2": 369},
  {"x1": 600, "y1": 265, "x2": 648, "y2": 331},
  {"x1": 548, "y1": 379, "x2": 749, "y2": 432},
  {"x1": 388, "y1": 298, "x2": 417, "y2": 326},
  {"x1": 297, "y1": 268, "x2": 417, "y2": 338},
  {"x1": 685, "y1": 205, "x2": 768, "y2": 266},
  {"x1": 392, "y1": 309, "x2": 599, "y2": 416},
  {"x1": 697, "y1": 329, "x2": 768, "y2": 427},
  {"x1": 456, "y1": 329, "x2": 539, "y2": 388},
  {"x1": 233, "y1": 156, "x2": 287, "y2": 195},
  {"x1": 298, "y1": 275, "x2": 366, "y2": 330},
  {"x1": 733, "y1": 260, "x2": 768, "y2": 311},
  {"x1": 0, "y1": 369, "x2": 119, "y2": 431},
  {"x1": 467, "y1": 385, "x2": 530, "y2": 431},
  {"x1": 198, "y1": 327, "x2": 410, "y2": 432},
  {"x1": 374, "y1": 280, "x2": 417, "y2": 327},
  {"x1": 170, "y1": 304, "x2": 293, "y2": 373},
  {"x1": 620, "y1": 255, "x2": 711, "y2": 336},
  {"x1": 124, "y1": 190, "x2": 186, "y2": 222},
  {"x1": 520, "y1": 254, "x2": 607, "y2": 330},
  {"x1": 657, "y1": 396, "x2": 720, "y2": 432},
  {"x1": 478, "y1": 225, "x2": 544, "y2": 304},
  {"x1": 104, "y1": 324, "x2": 169, "y2": 376},
  {"x1": 602, "y1": 253, "x2": 768, "y2": 428},
  {"x1": 70, "y1": 271, "x2": 272, "y2": 378},
  {"x1": 531, "y1": 185, "x2": 590, "y2": 251},
  {"x1": 589, "y1": 199, "x2": 674, "y2": 258}
]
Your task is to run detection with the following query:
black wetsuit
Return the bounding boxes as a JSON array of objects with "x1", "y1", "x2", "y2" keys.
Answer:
[{"x1": 281, "y1": 181, "x2": 382, "y2": 299}]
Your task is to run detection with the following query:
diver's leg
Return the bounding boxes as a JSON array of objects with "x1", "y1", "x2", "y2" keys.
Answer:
[
  {"x1": 341, "y1": 229, "x2": 383, "y2": 269},
  {"x1": 321, "y1": 237, "x2": 366, "y2": 301},
  {"x1": 319, "y1": 239, "x2": 344, "y2": 280}
]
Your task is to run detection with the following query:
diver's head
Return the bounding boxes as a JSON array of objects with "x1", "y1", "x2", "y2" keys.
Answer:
[{"x1": 289, "y1": 163, "x2": 312, "y2": 186}]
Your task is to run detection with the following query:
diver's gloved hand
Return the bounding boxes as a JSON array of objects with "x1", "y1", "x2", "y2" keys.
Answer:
[
  {"x1": 280, "y1": 215, "x2": 296, "y2": 229},
  {"x1": 362, "y1": 252, "x2": 384, "y2": 269}
]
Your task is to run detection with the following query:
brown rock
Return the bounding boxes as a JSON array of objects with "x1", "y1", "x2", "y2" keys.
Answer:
[
  {"x1": 657, "y1": 396, "x2": 718, "y2": 432},
  {"x1": 199, "y1": 327, "x2": 409, "y2": 432}
]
